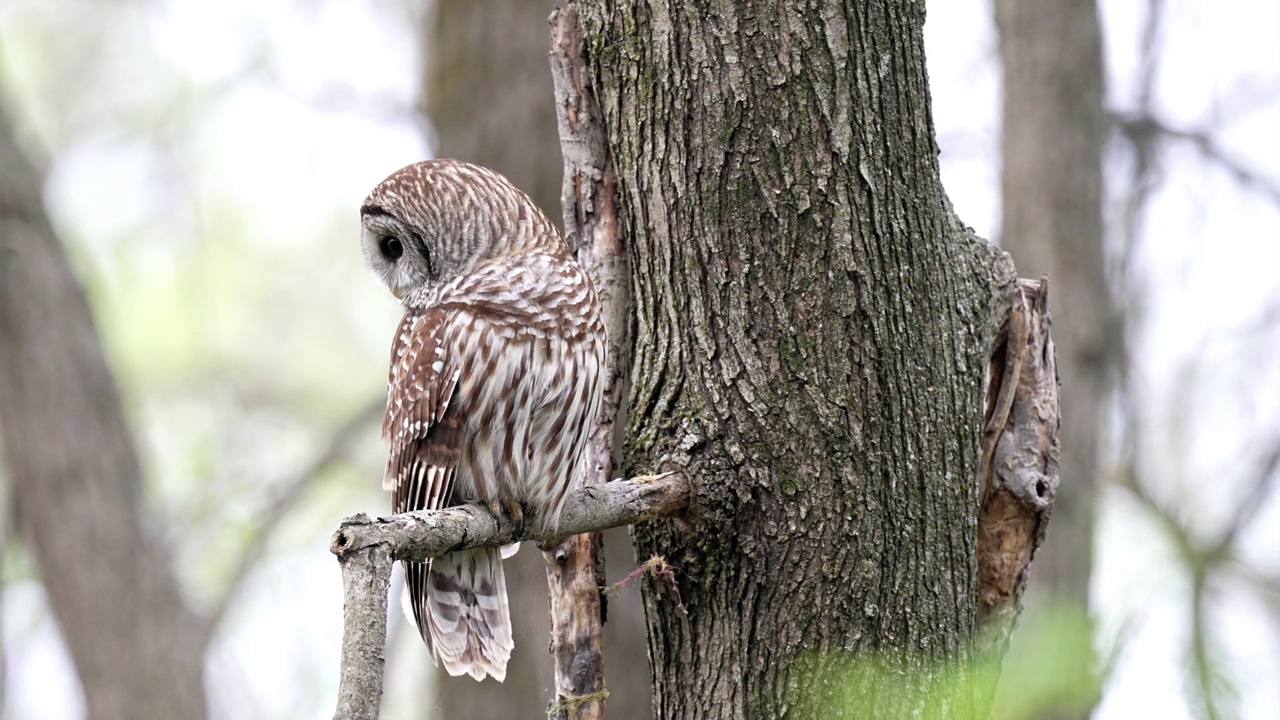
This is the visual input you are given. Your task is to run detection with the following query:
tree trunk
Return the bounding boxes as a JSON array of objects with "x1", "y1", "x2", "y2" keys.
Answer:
[
  {"x1": 995, "y1": 0, "x2": 1110, "y2": 610},
  {"x1": 577, "y1": 1, "x2": 1015, "y2": 717},
  {"x1": 421, "y1": 2, "x2": 649, "y2": 716},
  {"x1": 0, "y1": 105, "x2": 208, "y2": 720}
]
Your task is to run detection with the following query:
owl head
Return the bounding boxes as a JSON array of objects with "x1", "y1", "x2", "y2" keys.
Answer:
[{"x1": 360, "y1": 159, "x2": 560, "y2": 306}]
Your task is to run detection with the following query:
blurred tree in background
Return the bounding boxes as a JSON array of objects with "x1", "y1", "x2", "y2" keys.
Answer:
[
  {"x1": 0, "y1": 100, "x2": 208, "y2": 720},
  {"x1": 947, "y1": 1, "x2": 1280, "y2": 718},
  {"x1": 0, "y1": 1, "x2": 1275, "y2": 719}
]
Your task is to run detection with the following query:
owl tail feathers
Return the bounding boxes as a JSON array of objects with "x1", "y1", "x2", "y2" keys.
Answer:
[{"x1": 404, "y1": 547, "x2": 513, "y2": 682}]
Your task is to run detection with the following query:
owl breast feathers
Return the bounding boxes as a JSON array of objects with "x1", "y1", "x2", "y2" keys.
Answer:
[{"x1": 360, "y1": 159, "x2": 605, "y2": 681}]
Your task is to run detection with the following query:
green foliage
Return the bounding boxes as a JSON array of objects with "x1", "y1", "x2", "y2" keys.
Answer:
[
  {"x1": 808, "y1": 604, "x2": 1101, "y2": 720},
  {"x1": 990, "y1": 605, "x2": 1101, "y2": 720}
]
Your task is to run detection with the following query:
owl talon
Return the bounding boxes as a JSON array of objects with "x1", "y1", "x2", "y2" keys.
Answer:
[
  {"x1": 486, "y1": 498, "x2": 526, "y2": 536},
  {"x1": 507, "y1": 500, "x2": 526, "y2": 537}
]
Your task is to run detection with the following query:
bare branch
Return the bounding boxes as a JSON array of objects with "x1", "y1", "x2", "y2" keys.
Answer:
[
  {"x1": 335, "y1": 474, "x2": 688, "y2": 563},
  {"x1": 329, "y1": 473, "x2": 690, "y2": 720},
  {"x1": 1113, "y1": 111, "x2": 1280, "y2": 206},
  {"x1": 1205, "y1": 440, "x2": 1280, "y2": 563},
  {"x1": 1116, "y1": 432, "x2": 1280, "y2": 720},
  {"x1": 332, "y1": 541, "x2": 393, "y2": 720}
]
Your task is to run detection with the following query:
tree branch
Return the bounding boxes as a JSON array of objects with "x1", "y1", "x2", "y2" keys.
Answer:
[
  {"x1": 332, "y1": 542, "x2": 393, "y2": 720},
  {"x1": 1114, "y1": 433, "x2": 1280, "y2": 720},
  {"x1": 1112, "y1": 110, "x2": 1280, "y2": 207},
  {"x1": 329, "y1": 473, "x2": 690, "y2": 720}
]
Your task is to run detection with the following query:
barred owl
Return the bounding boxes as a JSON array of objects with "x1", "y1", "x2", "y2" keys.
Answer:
[{"x1": 360, "y1": 159, "x2": 604, "y2": 681}]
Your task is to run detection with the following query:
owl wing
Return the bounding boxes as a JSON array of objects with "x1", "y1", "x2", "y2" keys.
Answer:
[
  {"x1": 384, "y1": 308, "x2": 463, "y2": 515},
  {"x1": 385, "y1": 300, "x2": 523, "y2": 676}
]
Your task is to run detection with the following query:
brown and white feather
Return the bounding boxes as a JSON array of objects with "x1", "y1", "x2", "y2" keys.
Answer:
[{"x1": 362, "y1": 159, "x2": 604, "y2": 682}]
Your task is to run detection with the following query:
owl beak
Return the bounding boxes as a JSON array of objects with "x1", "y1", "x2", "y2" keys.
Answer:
[{"x1": 390, "y1": 286, "x2": 403, "y2": 300}]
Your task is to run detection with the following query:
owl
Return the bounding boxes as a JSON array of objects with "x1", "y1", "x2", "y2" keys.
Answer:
[{"x1": 360, "y1": 159, "x2": 604, "y2": 681}]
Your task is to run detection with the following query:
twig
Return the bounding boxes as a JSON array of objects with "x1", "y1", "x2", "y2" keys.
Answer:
[
  {"x1": 1205, "y1": 442, "x2": 1280, "y2": 563},
  {"x1": 606, "y1": 555, "x2": 685, "y2": 614}
]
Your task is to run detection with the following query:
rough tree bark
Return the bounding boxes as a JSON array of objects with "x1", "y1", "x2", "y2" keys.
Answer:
[
  {"x1": 421, "y1": 2, "x2": 649, "y2": 717},
  {"x1": 0, "y1": 105, "x2": 209, "y2": 720},
  {"x1": 575, "y1": 1, "x2": 1017, "y2": 716},
  {"x1": 994, "y1": 0, "x2": 1111, "y2": 612}
]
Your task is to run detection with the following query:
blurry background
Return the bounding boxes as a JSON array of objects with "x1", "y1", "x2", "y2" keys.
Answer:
[{"x1": 0, "y1": 1, "x2": 1275, "y2": 719}]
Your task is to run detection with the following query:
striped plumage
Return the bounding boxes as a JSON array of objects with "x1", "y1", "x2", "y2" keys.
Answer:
[{"x1": 360, "y1": 160, "x2": 604, "y2": 681}]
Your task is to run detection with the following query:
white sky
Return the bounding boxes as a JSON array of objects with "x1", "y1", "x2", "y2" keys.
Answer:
[{"x1": 1, "y1": 0, "x2": 1277, "y2": 718}]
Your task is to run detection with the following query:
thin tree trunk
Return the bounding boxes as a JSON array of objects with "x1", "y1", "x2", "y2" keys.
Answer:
[
  {"x1": 577, "y1": 1, "x2": 1016, "y2": 717},
  {"x1": 0, "y1": 104, "x2": 208, "y2": 720},
  {"x1": 995, "y1": 0, "x2": 1111, "y2": 609},
  {"x1": 421, "y1": 2, "x2": 649, "y2": 716}
]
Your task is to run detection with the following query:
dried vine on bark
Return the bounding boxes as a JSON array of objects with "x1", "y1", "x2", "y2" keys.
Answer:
[{"x1": 975, "y1": 277, "x2": 1061, "y2": 713}]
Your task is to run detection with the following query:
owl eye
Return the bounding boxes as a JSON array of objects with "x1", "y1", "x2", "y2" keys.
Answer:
[{"x1": 379, "y1": 236, "x2": 404, "y2": 261}]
